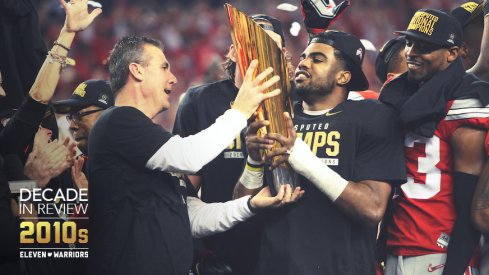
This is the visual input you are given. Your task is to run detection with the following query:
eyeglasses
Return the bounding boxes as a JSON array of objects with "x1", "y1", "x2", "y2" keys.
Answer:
[{"x1": 66, "y1": 109, "x2": 104, "y2": 124}]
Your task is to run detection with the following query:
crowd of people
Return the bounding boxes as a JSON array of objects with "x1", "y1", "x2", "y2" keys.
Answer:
[
  {"x1": 1, "y1": 0, "x2": 489, "y2": 274},
  {"x1": 33, "y1": 0, "x2": 473, "y2": 130}
]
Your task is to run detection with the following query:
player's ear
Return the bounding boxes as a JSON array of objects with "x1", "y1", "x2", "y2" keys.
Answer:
[{"x1": 336, "y1": 70, "x2": 351, "y2": 87}]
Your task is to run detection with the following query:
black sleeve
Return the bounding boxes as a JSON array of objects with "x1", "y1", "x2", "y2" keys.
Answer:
[
  {"x1": 442, "y1": 172, "x2": 480, "y2": 275},
  {"x1": 0, "y1": 159, "x2": 20, "y2": 262},
  {"x1": 172, "y1": 89, "x2": 199, "y2": 137},
  {"x1": 0, "y1": 0, "x2": 47, "y2": 108},
  {"x1": 106, "y1": 107, "x2": 174, "y2": 168},
  {"x1": 0, "y1": 96, "x2": 47, "y2": 156},
  {"x1": 353, "y1": 105, "x2": 406, "y2": 185}
]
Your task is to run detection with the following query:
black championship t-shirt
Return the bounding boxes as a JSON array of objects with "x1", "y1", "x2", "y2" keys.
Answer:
[
  {"x1": 173, "y1": 79, "x2": 245, "y2": 202},
  {"x1": 88, "y1": 106, "x2": 192, "y2": 275},
  {"x1": 256, "y1": 100, "x2": 406, "y2": 275}
]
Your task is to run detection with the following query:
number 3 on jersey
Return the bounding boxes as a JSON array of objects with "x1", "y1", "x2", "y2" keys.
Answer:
[{"x1": 401, "y1": 133, "x2": 441, "y2": 199}]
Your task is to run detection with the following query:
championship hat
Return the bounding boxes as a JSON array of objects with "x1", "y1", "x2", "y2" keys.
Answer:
[
  {"x1": 309, "y1": 30, "x2": 369, "y2": 91},
  {"x1": 395, "y1": 9, "x2": 463, "y2": 47},
  {"x1": 53, "y1": 79, "x2": 114, "y2": 114},
  {"x1": 451, "y1": 2, "x2": 483, "y2": 27}
]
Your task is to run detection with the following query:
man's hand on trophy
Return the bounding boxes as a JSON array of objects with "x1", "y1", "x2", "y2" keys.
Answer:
[
  {"x1": 249, "y1": 185, "x2": 305, "y2": 210},
  {"x1": 264, "y1": 112, "x2": 297, "y2": 170},
  {"x1": 232, "y1": 60, "x2": 281, "y2": 119},
  {"x1": 301, "y1": 0, "x2": 350, "y2": 34},
  {"x1": 246, "y1": 119, "x2": 274, "y2": 163}
]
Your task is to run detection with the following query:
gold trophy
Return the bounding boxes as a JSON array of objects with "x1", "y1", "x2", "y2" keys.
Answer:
[{"x1": 225, "y1": 4, "x2": 298, "y2": 194}]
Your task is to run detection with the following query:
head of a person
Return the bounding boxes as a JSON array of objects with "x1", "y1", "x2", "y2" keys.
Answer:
[
  {"x1": 294, "y1": 30, "x2": 369, "y2": 104},
  {"x1": 223, "y1": 14, "x2": 286, "y2": 80},
  {"x1": 395, "y1": 9, "x2": 462, "y2": 83},
  {"x1": 108, "y1": 36, "x2": 177, "y2": 115},
  {"x1": 451, "y1": 2, "x2": 484, "y2": 69},
  {"x1": 375, "y1": 37, "x2": 408, "y2": 83},
  {"x1": 53, "y1": 80, "x2": 114, "y2": 154}
]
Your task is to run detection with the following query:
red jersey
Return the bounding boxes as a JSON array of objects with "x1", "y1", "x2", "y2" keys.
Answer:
[
  {"x1": 387, "y1": 98, "x2": 489, "y2": 256},
  {"x1": 348, "y1": 90, "x2": 379, "y2": 100}
]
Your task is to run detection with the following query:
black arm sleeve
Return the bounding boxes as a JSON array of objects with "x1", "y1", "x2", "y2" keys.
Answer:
[
  {"x1": 0, "y1": 158, "x2": 20, "y2": 263},
  {"x1": 0, "y1": 96, "x2": 47, "y2": 156},
  {"x1": 442, "y1": 172, "x2": 480, "y2": 275}
]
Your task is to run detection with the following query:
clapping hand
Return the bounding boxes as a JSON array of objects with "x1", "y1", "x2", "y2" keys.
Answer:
[
  {"x1": 24, "y1": 128, "x2": 76, "y2": 187},
  {"x1": 72, "y1": 156, "x2": 88, "y2": 190}
]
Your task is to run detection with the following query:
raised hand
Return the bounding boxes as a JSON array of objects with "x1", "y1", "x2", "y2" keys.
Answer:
[
  {"x1": 301, "y1": 0, "x2": 350, "y2": 34},
  {"x1": 249, "y1": 185, "x2": 305, "y2": 210},
  {"x1": 232, "y1": 60, "x2": 281, "y2": 119},
  {"x1": 59, "y1": 0, "x2": 102, "y2": 33}
]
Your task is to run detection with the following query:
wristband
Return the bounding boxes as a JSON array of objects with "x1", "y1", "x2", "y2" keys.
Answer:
[
  {"x1": 247, "y1": 155, "x2": 263, "y2": 166},
  {"x1": 54, "y1": 40, "x2": 71, "y2": 52},
  {"x1": 288, "y1": 138, "x2": 348, "y2": 201},
  {"x1": 238, "y1": 156, "x2": 264, "y2": 189},
  {"x1": 47, "y1": 51, "x2": 76, "y2": 68}
]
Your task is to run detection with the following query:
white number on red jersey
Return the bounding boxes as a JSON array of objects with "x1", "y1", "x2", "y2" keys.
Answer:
[{"x1": 401, "y1": 134, "x2": 441, "y2": 199}]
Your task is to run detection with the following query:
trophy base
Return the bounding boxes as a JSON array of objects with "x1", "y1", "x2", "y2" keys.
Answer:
[{"x1": 269, "y1": 164, "x2": 299, "y2": 196}]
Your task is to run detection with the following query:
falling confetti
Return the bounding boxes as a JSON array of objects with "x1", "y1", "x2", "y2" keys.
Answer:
[
  {"x1": 277, "y1": 3, "x2": 298, "y2": 12},
  {"x1": 290, "y1": 22, "x2": 301, "y2": 36}
]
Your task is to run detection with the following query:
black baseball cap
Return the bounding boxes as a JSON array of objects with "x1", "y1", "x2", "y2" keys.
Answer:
[
  {"x1": 395, "y1": 9, "x2": 462, "y2": 47},
  {"x1": 53, "y1": 79, "x2": 114, "y2": 114},
  {"x1": 308, "y1": 30, "x2": 369, "y2": 91},
  {"x1": 451, "y1": 2, "x2": 483, "y2": 27},
  {"x1": 375, "y1": 37, "x2": 406, "y2": 83},
  {"x1": 251, "y1": 14, "x2": 286, "y2": 47}
]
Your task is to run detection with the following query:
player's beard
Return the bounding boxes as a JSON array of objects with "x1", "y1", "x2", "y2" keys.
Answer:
[{"x1": 293, "y1": 77, "x2": 335, "y2": 105}]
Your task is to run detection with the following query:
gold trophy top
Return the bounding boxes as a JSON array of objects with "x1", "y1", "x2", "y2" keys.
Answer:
[{"x1": 224, "y1": 3, "x2": 293, "y2": 151}]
